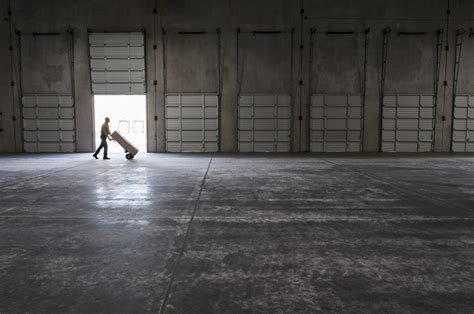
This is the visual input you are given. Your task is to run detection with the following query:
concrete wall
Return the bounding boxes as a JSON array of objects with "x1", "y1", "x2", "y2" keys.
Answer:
[{"x1": 0, "y1": 0, "x2": 473, "y2": 153}]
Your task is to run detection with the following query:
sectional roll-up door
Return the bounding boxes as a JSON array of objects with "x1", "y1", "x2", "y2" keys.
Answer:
[
  {"x1": 163, "y1": 30, "x2": 220, "y2": 152},
  {"x1": 380, "y1": 30, "x2": 441, "y2": 152},
  {"x1": 237, "y1": 30, "x2": 293, "y2": 152},
  {"x1": 22, "y1": 95, "x2": 75, "y2": 152},
  {"x1": 310, "y1": 95, "x2": 363, "y2": 152},
  {"x1": 381, "y1": 95, "x2": 435, "y2": 152},
  {"x1": 451, "y1": 30, "x2": 474, "y2": 152},
  {"x1": 19, "y1": 32, "x2": 76, "y2": 152},
  {"x1": 165, "y1": 94, "x2": 218, "y2": 152},
  {"x1": 452, "y1": 95, "x2": 474, "y2": 152},
  {"x1": 308, "y1": 30, "x2": 368, "y2": 152},
  {"x1": 238, "y1": 94, "x2": 291, "y2": 152},
  {"x1": 89, "y1": 32, "x2": 146, "y2": 94}
]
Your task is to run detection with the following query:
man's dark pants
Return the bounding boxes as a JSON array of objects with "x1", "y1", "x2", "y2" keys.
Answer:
[{"x1": 94, "y1": 135, "x2": 108, "y2": 158}]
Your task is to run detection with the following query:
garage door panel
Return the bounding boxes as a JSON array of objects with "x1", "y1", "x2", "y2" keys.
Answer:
[
  {"x1": 452, "y1": 95, "x2": 474, "y2": 152},
  {"x1": 89, "y1": 32, "x2": 145, "y2": 95},
  {"x1": 254, "y1": 143, "x2": 276, "y2": 152},
  {"x1": 182, "y1": 107, "x2": 203, "y2": 119},
  {"x1": 419, "y1": 119, "x2": 433, "y2": 130},
  {"x1": 23, "y1": 120, "x2": 36, "y2": 130},
  {"x1": 61, "y1": 131, "x2": 75, "y2": 141},
  {"x1": 326, "y1": 119, "x2": 347, "y2": 130},
  {"x1": 205, "y1": 131, "x2": 218, "y2": 141},
  {"x1": 311, "y1": 107, "x2": 324, "y2": 117},
  {"x1": 204, "y1": 107, "x2": 218, "y2": 119},
  {"x1": 238, "y1": 94, "x2": 291, "y2": 152},
  {"x1": 166, "y1": 130, "x2": 180, "y2": 141},
  {"x1": 326, "y1": 131, "x2": 347, "y2": 141},
  {"x1": 383, "y1": 119, "x2": 395, "y2": 129},
  {"x1": 239, "y1": 131, "x2": 253, "y2": 141},
  {"x1": 311, "y1": 119, "x2": 324, "y2": 130},
  {"x1": 326, "y1": 107, "x2": 347, "y2": 118},
  {"x1": 254, "y1": 119, "x2": 275, "y2": 130},
  {"x1": 276, "y1": 142, "x2": 290, "y2": 152},
  {"x1": 348, "y1": 142, "x2": 362, "y2": 152},
  {"x1": 254, "y1": 107, "x2": 274, "y2": 118},
  {"x1": 205, "y1": 119, "x2": 218, "y2": 130},
  {"x1": 58, "y1": 108, "x2": 74, "y2": 118},
  {"x1": 181, "y1": 143, "x2": 204, "y2": 152},
  {"x1": 37, "y1": 120, "x2": 59, "y2": 130},
  {"x1": 277, "y1": 119, "x2": 290, "y2": 129},
  {"x1": 382, "y1": 95, "x2": 434, "y2": 152},
  {"x1": 348, "y1": 131, "x2": 361, "y2": 141},
  {"x1": 310, "y1": 94, "x2": 364, "y2": 152},
  {"x1": 22, "y1": 94, "x2": 76, "y2": 152},
  {"x1": 181, "y1": 119, "x2": 203, "y2": 130},
  {"x1": 325, "y1": 142, "x2": 346, "y2": 152},
  {"x1": 348, "y1": 107, "x2": 362, "y2": 118},
  {"x1": 276, "y1": 130, "x2": 290, "y2": 141},
  {"x1": 239, "y1": 119, "x2": 252, "y2": 130},
  {"x1": 311, "y1": 131, "x2": 323, "y2": 140},
  {"x1": 239, "y1": 107, "x2": 253, "y2": 118},
  {"x1": 254, "y1": 131, "x2": 274, "y2": 142},
  {"x1": 165, "y1": 94, "x2": 218, "y2": 152},
  {"x1": 348, "y1": 119, "x2": 362, "y2": 130},
  {"x1": 383, "y1": 107, "x2": 396, "y2": 118}
]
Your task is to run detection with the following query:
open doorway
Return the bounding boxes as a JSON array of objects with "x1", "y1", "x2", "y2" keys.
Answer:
[{"x1": 94, "y1": 95, "x2": 147, "y2": 153}]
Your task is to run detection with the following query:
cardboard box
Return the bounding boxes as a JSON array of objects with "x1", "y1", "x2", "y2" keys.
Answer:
[{"x1": 111, "y1": 131, "x2": 139, "y2": 157}]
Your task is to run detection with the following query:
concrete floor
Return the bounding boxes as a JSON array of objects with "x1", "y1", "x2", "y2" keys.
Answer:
[{"x1": 0, "y1": 153, "x2": 473, "y2": 313}]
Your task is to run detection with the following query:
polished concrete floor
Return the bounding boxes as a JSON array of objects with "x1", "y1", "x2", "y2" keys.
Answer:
[{"x1": 0, "y1": 153, "x2": 473, "y2": 313}]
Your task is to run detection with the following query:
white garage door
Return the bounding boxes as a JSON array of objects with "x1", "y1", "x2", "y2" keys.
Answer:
[
  {"x1": 310, "y1": 95, "x2": 363, "y2": 152},
  {"x1": 452, "y1": 95, "x2": 474, "y2": 152},
  {"x1": 165, "y1": 94, "x2": 218, "y2": 152},
  {"x1": 382, "y1": 95, "x2": 435, "y2": 152},
  {"x1": 22, "y1": 95, "x2": 75, "y2": 152},
  {"x1": 238, "y1": 94, "x2": 291, "y2": 152},
  {"x1": 89, "y1": 32, "x2": 146, "y2": 94}
]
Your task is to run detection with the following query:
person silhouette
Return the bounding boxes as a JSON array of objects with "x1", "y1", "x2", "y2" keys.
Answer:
[{"x1": 93, "y1": 117, "x2": 112, "y2": 160}]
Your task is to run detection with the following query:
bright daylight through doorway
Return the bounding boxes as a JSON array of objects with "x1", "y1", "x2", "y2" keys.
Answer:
[{"x1": 94, "y1": 95, "x2": 147, "y2": 153}]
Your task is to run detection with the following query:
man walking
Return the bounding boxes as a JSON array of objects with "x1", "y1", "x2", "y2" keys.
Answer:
[{"x1": 93, "y1": 117, "x2": 112, "y2": 160}]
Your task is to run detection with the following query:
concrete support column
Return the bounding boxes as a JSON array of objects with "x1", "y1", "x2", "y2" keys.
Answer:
[
  {"x1": 363, "y1": 26, "x2": 382, "y2": 152},
  {"x1": 220, "y1": 27, "x2": 238, "y2": 152},
  {"x1": 73, "y1": 29, "x2": 94, "y2": 152}
]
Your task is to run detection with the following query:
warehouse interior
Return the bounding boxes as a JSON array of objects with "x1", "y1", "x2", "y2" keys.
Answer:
[{"x1": 0, "y1": 0, "x2": 473, "y2": 312}]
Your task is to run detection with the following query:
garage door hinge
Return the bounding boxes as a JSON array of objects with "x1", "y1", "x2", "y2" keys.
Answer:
[
  {"x1": 442, "y1": 116, "x2": 446, "y2": 121},
  {"x1": 153, "y1": 44, "x2": 157, "y2": 50},
  {"x1": 152, "y1": 8, "x2": 157, "y2": 14},
  {"x1": 446, "y1": 9, "x2": 451, "y2": 15},
  {"x1": 9, "y1": 46, "x2": 13, "y2": 51},
  {"x1": 8, "y1": 10, "x2": 11, "y2": 16},
  {"x1": 300, "y1": 8, "x2": 304, "y2": 14},
  {"x1": 12, "y1": 116, "x2": 16, "y2": 121},
  {"x1": 443, "y1": 81, "x2": 448, "y2": 86},
  {"x1": 299, "y1": 80, "x2": 303, "y2": 86},
  {"x1": 10, "y1": 81, "x2": 14, "y2": 86},
  {"x1": 445, "y1": 45, "x2": 449, "y2": 51},
  {"x1": 153, "y1": 80, "x2": 157, "y2": 85},
  {"x1": 154, "y1": 116, "x2": 158, "y2": 121},
  {"x1": 300, "y1": 44, "x2": 304, "y2": 50},
  {"x1": 299, "y1": 115, "x2": 303, "y2": 121}
]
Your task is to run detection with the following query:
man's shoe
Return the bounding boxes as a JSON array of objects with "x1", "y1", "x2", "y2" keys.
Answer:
[
  {"x1": 103, "y1": 157, "x2": 111, "y2": 160},
  {"x1": 92, "y1": 154, "x2": 98, "y2": 159}
]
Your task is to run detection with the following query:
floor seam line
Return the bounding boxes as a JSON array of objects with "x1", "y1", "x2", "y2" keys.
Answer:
[{"x1": 158, "y1": 155, "x2": 214, "y2": 314}]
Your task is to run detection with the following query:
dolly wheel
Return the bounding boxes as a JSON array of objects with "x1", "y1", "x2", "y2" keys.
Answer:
[{"x1": 126, "y1": 153, "x2": 133, "y2": 160}]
